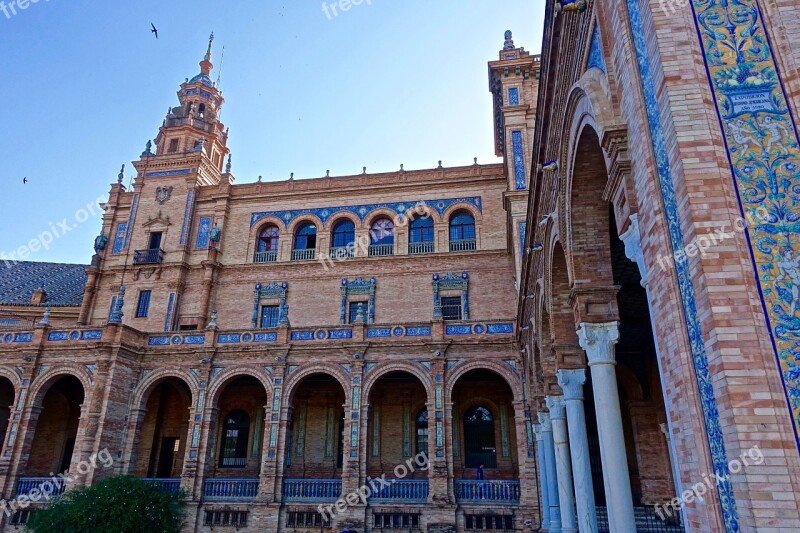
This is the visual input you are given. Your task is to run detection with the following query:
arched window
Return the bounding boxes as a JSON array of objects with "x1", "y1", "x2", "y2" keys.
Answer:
[
  {"x1": 332, "y1": 219, "x2": 356, "y2": 249},
  {"x1": 409, "y1": 217, "x2": 434, "y2": 254},
  {"x1": 292, "y1": 223, "x2": 317, "y2": 260},
  {"x1": 219, "y1": 410, "x2": 250, "y2": 468},
  {"x1": 370, "y1": 218, "x2": 394, "y2": 245},
  {"x1": 449, "y1": 212, "x2": 476, "y2": 251},
  {"x1": 416, "y1": 408, "x2": 429, "y2": 455},
  {"x1": 463, "y1": 406, "x2": 496, "y2": 468},
  {"x1": 198, "y1": 103, "x2": 206, "y2": 118},
  {"x1": 258, "y1": 225, "x2": 280, "y2": 252}
]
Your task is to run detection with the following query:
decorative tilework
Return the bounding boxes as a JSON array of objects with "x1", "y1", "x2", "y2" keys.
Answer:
[
  {"x1": 146, "y1": 169, "x2": 191, "y2": 178},
  {"x1": 628, "y1": 0, "x2": 738, "y2": 527},
  {"x1": 179, "y1": 190, "x2": 195, "y2": 245},
  {"x1": 217, "y1": 334, "x2": 241, "y2": 344},
  {"x1": 446, "y1": 325, "x2": 473, "y2": 336},
  {"x1": 587, "y1": 25, "x2": 606, "y2": 73},
  {"x1": 254, "y1": 332, "x2": 278, "y2": 343},
  {"x1": 432, "y1": 272, "x2": 470, "y2": 320},
  {"x1": 13, "y1": 333, "x2": 32, "y2": 343},
  {"x1": 112, "y1": 223, "x2": 127, "y2": 254},
  {"x1": 692, "y1": 0, "x2": 800, "y2": 455},
  {"x1": 405, "y1": 326, "x2": 431, "y2": 337},
  {"x1": 488, "y1": 323, "x2": 514, "y2": 334},
  {"x1": 250, "y1": 196, "x2": 483, "y2": 229},
  {"x1": 48, "y1": 331, "x2": 69, "y2": 342},
  {"x1": 290, "y1": 331, "x2": 315, "y2": 341},
  {"x1": 183, "y1": 335, "x2": 205, "y2": 345},
  {"x1": 519, "y1": 222, "x2": 527, "y2": 256},
  {"x1": 81, "y1": 330, "x2": 103, "y2": 340},
  {"x1": 341, "y1": 277, "x2": 376, "y2": 324},
  {"x1": 508, "y1": 87, "x2": 520, "y2": 105},
  {"x1": 512, "y1": 131, "x2": 527, "y2": 190},
  {"x1": 124, "y1": 194, "x2": 139, "y2": 250},
  {"x1": 195, "y1": 216, "x2": 212, "y2": 249},
  {"x1": 328, "y1": 329, "x2": 353, "y2": 340},
  {"x1": 148, "y1": 336, "x2": 171, "y2": 346},
  {"x1": 164, "y1": 293, "x2": 175, "y2": 332},
  {"x1": 367, "y1": 328, "x2": 391, "y2": 338}
]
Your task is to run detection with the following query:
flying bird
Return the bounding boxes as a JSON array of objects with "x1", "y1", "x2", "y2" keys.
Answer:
[
  {"x1": 22, "y1": 177, "x2": 27, "y2": 184},
  {"x1": 150, "y1": 23, "x2": 158, "y2": 39}
]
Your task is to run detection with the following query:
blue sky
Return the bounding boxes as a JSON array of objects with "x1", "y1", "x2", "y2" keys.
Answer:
[{"x1": 0, "y1": 0, "x2": 544, "y2": 265}]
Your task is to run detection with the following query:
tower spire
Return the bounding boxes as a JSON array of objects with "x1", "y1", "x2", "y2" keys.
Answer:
[{"x1": 200, "y1": 32, "x2": 214, "y2": 75}]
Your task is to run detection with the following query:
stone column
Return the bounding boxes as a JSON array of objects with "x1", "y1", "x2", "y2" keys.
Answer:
[
  {"x1": 557, "y1": 369, "x2": 597, "y2": 533},
  {"x1": 538, "y1": 412, "x2": 562, "y2": 532},
  {"x1": 534, "y1": 424, "x2": 551, "y2": 530},
  {"x1": 546, "y1": 396, "x2": 577, "y2": 533},
  {"x1": 577, "y1": 322, "x2": 636, "y2": 533},
  {"x1": 620, "y1": 214, "x2": 683, "y2": 501}
]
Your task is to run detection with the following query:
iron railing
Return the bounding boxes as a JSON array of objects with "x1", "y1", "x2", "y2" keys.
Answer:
[
  {"x1": 368, "y1": 244, "x2": 395, "y2": 257},
  {"x1": 133, "y1": 248, "x2": 165, "y2": 265},
  {"x1": 368, "y1": 479, "x2": 428, "y2": 502},
  {"x1": 253, "y1": 250, "x2": 278, "y2": 263},
  {"x1": 16, "y1": 477, "x2": 67, "y2": 498},
  {"x1": 408, "y1": 242, "x2": 435, "y2": 255},
  {"x1": 291, "y1": 249, "x2": 316, "y2": 261},
  {"x1": 142, "y1": 478, "x2": 182, "y2": 493},
  {"x1": 329, "y1": 246, "x2": 354, "y2": 259},
  {"x1": 449, "y1": 239, "x2": 477, "y2": 252},
  {"x1": 203, "y1": 478, "x2": 259, "y2": 500},
  {"x1": 454, "y1": 480, "x2": 520, "y2": 503},
  {"x1": 596, "y1": 506, "x2": 684, "y2": 533},
  {"x1": 282, "y1": 479, "x2": 341, "y2": 502}
]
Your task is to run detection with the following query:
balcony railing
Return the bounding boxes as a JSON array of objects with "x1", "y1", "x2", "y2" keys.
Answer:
[
  {"x1": 597, "y1": 506, "x2": 685, "y2": 533},
  {"x1": 449, "y1": 239, "x2": 477, "y2": 252},
  {"x1": 369, "y1": 479, "x2": 428, "y2": 503},
  {"x1": 408, "y1": 242, "x2": 434, "y2": 255},
  {"x1": 368, "y1": 244, "x2": 395, "y2": 257},
  {"x1": 203, "y1": 478, "x2": 259, "y2": 500},
  {"x1": 329, "y1": 246, "x2": 354, "y2": 259},
  {"x1": 133, "y1": 248, "x2": 165, "y2": 265},
  {"x1": 291, "y1": 249, "x2": 316, "y2": 261},
  {"x1": 253, "y1": 250, "x2": 278, "y2": 263},
  {"x1": 16, "y1": 477, "x2": 67, "y2": 498},
  {"x1": 283, "y1": 479, "x2": 341, "y2": 502},
  {"x1": 454, "y1": 480, "x2": 520, "y2": 503},
  {"x1": 142, "y1": 478, "x2": 182, "y2": 493}
]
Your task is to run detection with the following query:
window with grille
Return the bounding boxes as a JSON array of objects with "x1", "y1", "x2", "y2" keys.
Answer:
[
  {"x1": 441, "y1": 296, "x2": 463, "y2": 321},
  {"x1": 286, "y1": 511, "x2": 331, "y2": 528},
  {"x1": 219, "y1": 410, "x2": 250, "y2": 468},
  {"x1": 203, "y1": 510, "x2": 248, "y2": 527},
  {"x1": 416, "y1": 409, "x2": 429, "y2": 455},
  {"x1": 136, "y1": 290, "x2": 152, "y2": 318},
  {"x1": 348, "y1": 301, "x2": 368, "y2": 324},
  {"x1": 261, "y1": 305, "x2": 280, "y2": 328},
  {"x1": 373, "y1": 513, "x2": 421, "y2": 530},
  {"x1": 465, "y1": 514, "x2": 513, "y2": 531}
]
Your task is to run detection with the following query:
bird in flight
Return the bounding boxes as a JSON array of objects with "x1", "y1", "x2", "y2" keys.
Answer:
[
  {"x1": 22, "y1": 177, "x2": 27, "y2": 184},
  {"x1": 150, "y1": 23, "x2": 158, "y2": 39}
]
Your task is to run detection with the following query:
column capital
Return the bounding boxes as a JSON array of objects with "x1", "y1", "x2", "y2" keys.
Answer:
[
  {"x1": 577, "y1": 321, "x2": 620, "y2": 366},
  {"x1": 545, "y1": 395, "x2": 566, "y2": 420},
  {"x1": 537, "y1": 411, "x2": 552, "y2": 432},
  {"x1": 556, "y1": 368, "x2": 586, "y2": 401},
  {"x1": 619, "y1": 213, "x2": 648, "y2": 288}
]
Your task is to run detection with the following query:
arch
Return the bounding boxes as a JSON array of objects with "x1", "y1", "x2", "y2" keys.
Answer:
[
  {"x1": 132, "y1": 369, "x2": 199, "y2": 411},
  {"x1": 616, "y1": 363, "x2": 645, "y2": 402},
  {"x1": 207, "y1": 367, "x2": 273, "y2": 407},
  {"x1": 321, "y1": 211, "x2": 361, "y2": 232},
  {"x1": 463, "y1": 404, "x2": 497, "y2": 468},
  {"x1": 330, "y1": 218, "x2": 357, "y2": 248},
  {"x1": 445, "y1": 361, "x2": 523, "y2": 404},
  {"x1": 547, "y1": 241, "x2": 580, "y2": 346},
  {"x1": 369, "y1": 217, "x2": 395, "y2": 245},
  {"x1": 0, "y1": 367, "x2": 21, "y2": 399},
  {"x1": 441, "y1": 202, "x2": 481, "y2": 223},
  {"x1": 448, "y1": 211, "x2": 476, "y2": 239},
  {"x1": 286, "y1": 214, "x2": 324, "y2": 235},
  {"x1": 408, "y1": 216, "x2": 435, "y2": 244},
  {"x1": 365, "y1": 207, "x2": 408, "y2": 229},
  {"x1": 292, "y1": 221, "x2": 318, "y2": 251},
  {"x1": 257, "y1": 224, "x2": 281, "y2": 252},
  {"x1": 283, "y1": 364, "x2": 352, "y2": 406},
  {"x1": 362, "y1": 362, "x2": 434, "y2": 404},
  {"x1": 29, "y1": 366, "x2": 91, "y2": 408}
]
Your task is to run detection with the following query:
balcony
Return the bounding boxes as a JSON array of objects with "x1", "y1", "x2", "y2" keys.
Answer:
[
  {"x1": 283, "y1": 479, "x2": 341, "y2": 502},
  {"x1": 454, "y1": 480, "x2": 520, "y2": 504},
  {"x1": 203, "y1": 478, "x2": 259, "y2": 500},
  {"x1": 369, "y1": 479, "x2": 428, "y2": 503},
  {"x1": 142, "y1": 478, "x2": 182, "y2": 493},
  {"x1": 408, "y1": 242, "x2": 434, "y2": 255},
  {"x1": 253, "y1": 250, "x2": 278, "y2": 263},
  {"x1": 329, "y1": 246, "x2": 354, "y2": 259},
  {"x1": 449, "y1": 239, "x2": 477, "y2": 252},
  {"x1": 291, "y1": 249, "x2": 316, "y2": 261},
  {"x1": 16, "y1": 477, "x2": 67, "y2": 498},
  {"x1": 133, "y1": 248, "x2": 165, "y2": 265},
  {"x1": 368, "y1": 244, "x2": 395, "y2": 257}
]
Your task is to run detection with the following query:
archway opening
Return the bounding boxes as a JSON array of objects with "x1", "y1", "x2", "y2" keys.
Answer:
[
  {"x1": 134, "y1": 378, "x2": 192, "y2": 479},
  {"x1": 0, "y1": 377, "x2": 15, "y2": 449},
  {"x1": 27, "y1": 376, "x2": 84, "y2": 476}
]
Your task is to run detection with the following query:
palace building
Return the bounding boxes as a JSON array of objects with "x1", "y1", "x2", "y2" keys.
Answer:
[{"x1": 2, "y1": 1, "x2": 800, "y2": 532}]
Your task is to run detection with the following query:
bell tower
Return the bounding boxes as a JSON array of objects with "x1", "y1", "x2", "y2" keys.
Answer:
[{"x1": 139, "y1": 33, "x2": 231, "y2": 186}]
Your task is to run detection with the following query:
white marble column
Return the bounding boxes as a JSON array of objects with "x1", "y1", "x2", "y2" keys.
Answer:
[
  {"x1": 538, "y1": 412, "x2": 562, "y2": 532},
  {"x1": 534, "y1": 423, "x2": 551, "y2": 530},
  {"x1": 620, "y1": 214, "x2": 684, "y2": 505},
  {"x1": 577, "y1": 322, "x2": 636, "y2": 533},
  {"x1": 546, "y1": 396, "x2": 577, "y2": 533},
  {"x1": 557, "y1": 369, "x2": 597, "y2": 533}
]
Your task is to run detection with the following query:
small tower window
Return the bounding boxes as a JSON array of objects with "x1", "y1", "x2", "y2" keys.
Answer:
[
  {"x1": 168, "y1": 139, "x2": 179, "y2": 153},
  {"x1": 198, "y1": 103, "x2": 206, "y2": 118}
]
